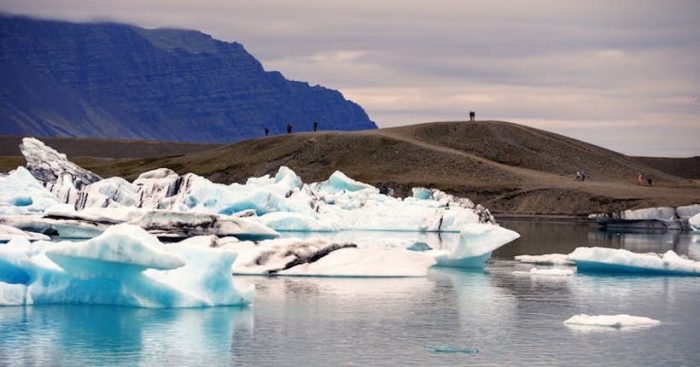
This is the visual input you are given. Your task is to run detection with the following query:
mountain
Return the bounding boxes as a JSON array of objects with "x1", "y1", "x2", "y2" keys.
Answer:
[
  {"x1": 0, "y1": 15, "x2": 376, "y2": 143},
  {"x1": 2, "y1": 121, "x2": 698, "y2": 215}
]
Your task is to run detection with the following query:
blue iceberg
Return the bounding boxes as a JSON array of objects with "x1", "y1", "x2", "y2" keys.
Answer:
[{"x1": 0, "y1": 224, "x2": 252, "y2": 307}]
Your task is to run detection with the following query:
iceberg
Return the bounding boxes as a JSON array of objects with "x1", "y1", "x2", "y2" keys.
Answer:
[
  {"x1": 0, "y1": 224, "x2": 49, "y2": 242},
  {"x1": 0, "y1": 167, "x2": 60, "y2": 215},
  {"x1": 20, "y1": 137, "x2": 101, "y2": 204},
  {"x1": 568, "y1": 247, "x2": 700, "y2": 275},
  {"x1": 690, "y1": 213, "x2": 700, "y2": 232},
  {"x1": 512, "y1": 267, "x2": 574, "y2": 276},
  {"x1": 431, "y1": 224, "x2": 520, "y2": 268},
  {"x1": 514, "y1": 253, "x2": 574, "y2": 266},
  {"x1": 564, "y1": 314, "x2": 660, "y2": 329},
  {"x1": 1, "y1": 208, "x2": 279, "y2": 240},
  {"x1": 0, "y1": 224, "x2": 252, "y2": 307},
  {"x1": 231, "y1": 238, "x2": 436, "y2": 277},
  {"x1": 2, "y1": 138, "x2": 520, "y2": 269}
]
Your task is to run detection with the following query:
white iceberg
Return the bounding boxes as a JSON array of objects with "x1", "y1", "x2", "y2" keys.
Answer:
[
  {"x1": 2, "y1": 138, "x2": 520, "y2": 268},
  {"x1": 431, "y1": 224, "x2": 520, "y2": 268},
  {"x1": 568, "y1": 247, "x2": 700, "y2": 275},
  {"x1": 0, "y1": 167, "x2": 60, "y2": 215},
  {"x1": 514, "y1": 253, "x2": 574, "y2": 266},
  {"x1": 513, "y1": 267, "x2": 575, "y2": 276},
  {"x1": 690, "y1": 213, "x2": 700, "y2": 232},
  {"x1": 0, "y1": 224, "x2": 252, "y2": 307},
  {"x1": 20, "y1": 137, "x2": 102, "y2": 204},
  {"x1": 564, "y1": 314, "x2": 660, "y2": 329},
  {"x1": 231, "y1": 238, "x2": 436, "y2": 277},
  {"x1": 1, "y1": 208, "x2": 279, "y2": 240}
]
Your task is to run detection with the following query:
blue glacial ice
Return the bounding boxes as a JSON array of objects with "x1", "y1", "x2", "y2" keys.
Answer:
[
  {"x1": 569, "y1": 247, "x2": 700, "y2": 276},
  {"x1": 0, "y1": 224, "x2": 252, "y2": 307},
  {"x1": 1, "y1": 137, "x2": 521, "y2": 272}
]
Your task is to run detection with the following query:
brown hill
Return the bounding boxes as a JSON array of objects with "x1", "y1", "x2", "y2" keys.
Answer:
[
  {"x1": 632, "y1": 156, "x2": 700, "y2": 180},
  {"x1": 2, "y1": 121, "x2": 698, "y2": 216}
]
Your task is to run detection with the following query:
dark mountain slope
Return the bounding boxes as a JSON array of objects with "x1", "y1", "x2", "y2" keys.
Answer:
[{"x1": 0, "y1": 15, "x2": 376, "y2": 143}]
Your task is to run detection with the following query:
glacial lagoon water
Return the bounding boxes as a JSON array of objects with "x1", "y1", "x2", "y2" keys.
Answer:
[{"x1": 1, "y1": 220, "x2": 699, "y2": 366}]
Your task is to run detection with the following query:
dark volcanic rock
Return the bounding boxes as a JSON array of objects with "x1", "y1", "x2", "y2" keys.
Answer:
[{"x1": 0, "y1": 15, "x2": 376, "y2": 143}]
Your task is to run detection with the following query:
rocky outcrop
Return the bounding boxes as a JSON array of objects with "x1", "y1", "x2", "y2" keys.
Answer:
[{"x1": 0, "y1": 15, "x2": 376, "y2": 143}]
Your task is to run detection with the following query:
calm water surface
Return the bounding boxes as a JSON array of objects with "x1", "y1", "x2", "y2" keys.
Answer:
[{"x1": 1, "y1": 220, "x2": 699, "y2": 366}]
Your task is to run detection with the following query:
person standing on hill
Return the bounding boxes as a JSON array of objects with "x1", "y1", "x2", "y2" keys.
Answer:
[
  {"x1": 469, "y1": 111, "x2": 476, "y2": 121},
  {"x1": 264, "y1": 128, "x2": 269, "y2": 136},
  {"x1": 313, "y1": 121, "x2": 318, "y2": 132},
  {"x1": 287, "y1": 124, "x2": 293, "y2": 134},
  {"x1": 637, "y1": 173, "x2": 644, "y2": 185}
]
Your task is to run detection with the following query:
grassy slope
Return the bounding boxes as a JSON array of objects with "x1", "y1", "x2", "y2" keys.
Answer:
[{"x1": 2, "y1": 121, "x2": 698, "y2": 215}]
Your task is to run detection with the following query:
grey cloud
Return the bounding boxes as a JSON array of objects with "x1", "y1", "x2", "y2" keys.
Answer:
[{"x1": 1, "y1": 0, "x2": 699, "y2": 156}]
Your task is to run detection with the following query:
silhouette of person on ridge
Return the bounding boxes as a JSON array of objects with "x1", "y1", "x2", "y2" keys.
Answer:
[
  {"x1": 469, "y1": 111, "x2": 476, "y2": 121},
  {"x1": 287, "y1": 124, "x2": 293, "y2": 134},
  {"x1": 264, "y1": 128, "x2": 269, "y2": 136}
]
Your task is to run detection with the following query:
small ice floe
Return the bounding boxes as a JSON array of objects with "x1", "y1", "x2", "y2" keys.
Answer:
[
  {"x1": 514, "y1": 253, "x2": 574, "y2": 266},
  {"x1": 513, "y1": 267, "x2": 575, "y2": 276},
  {"x1": 564, "y1": 314, "x2": 660, "y2": 330},
  {"x1": 569, "y1": 247, "x2": 700, "y2": 275},
  {"x1": 426, "y1": 345, "x2": 479, "y2": 354}
]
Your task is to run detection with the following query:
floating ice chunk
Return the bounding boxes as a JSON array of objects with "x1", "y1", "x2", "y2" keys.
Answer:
[
  {"x1": 0, "y1": 225, "x2": 251, "y2": 307},
  {"x1": 0, "y1": 214, "x2": 106, "y2": 239},
  {"x1": 690, "y1": 213, "x2": 700, "y2": 232},
  {"x1": 0, "y1": 224, "x2": 50, "y2": 242},
  {"x1": 676, "y1": 204, "x2": 700, "y2": 220},
  {"x1": 232, "y1": 238, "x2": 436, "y2": 277},
  {"x1": 45, "y1": 224, "x2": 185, "y2": 278},
  {"x1": 433, "y1": 224, "x2": 520, "y2": 268},
  {"x1": 564, "y1": 314, "x2": 660, "y2": 329},
  {"x1": 620, "y1": 207, "x2": 676, "y2": 221},
  {"x1": 513, "y1": 267, "x2": 575, "y2": 276},
  {"x1": 0, "y1": 167, "x2": 60, "y2": 215},
  {"x1": 515, "y1": 253, "x2": 574, "y2": 266},
  {"x1": 131, "y1": 210, "x2": 279, "y2": 240},
  {"x1": 569, "y1": 247, "x2": 700, "y2": 275}
]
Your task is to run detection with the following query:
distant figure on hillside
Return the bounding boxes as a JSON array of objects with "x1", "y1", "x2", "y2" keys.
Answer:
[
  {"x1": 637, "y1": 173, "x2": 644, "y2": 185},
  {"x1": 575, "y1": 171, "x2": 581, "y2": 181},
  {"x1": 469, "y1": 111, "x2": 476, "y2": 121},
  {"x1": 647, "y1": 177, "x2": 653, "y2": 186},
  {"x1": 287, "y1": 124, "x2": 293, "y2": 134},
  {"x1": 264, "y1": 128, "x2": 269, "y2": 136},
  {"x1": 313, "y1": 121, "x2": 318, "y2": 132},
  {"x1": 581, "y1": 171, "x2": 586, "y2": 182}
]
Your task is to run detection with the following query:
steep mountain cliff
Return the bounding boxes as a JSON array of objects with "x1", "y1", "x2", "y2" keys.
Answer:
[{"x1": 0, "y1": 15, "x2": 376, "y2": 142}]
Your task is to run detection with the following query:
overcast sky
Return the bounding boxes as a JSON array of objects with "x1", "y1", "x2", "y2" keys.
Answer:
[{"x1": 2, "y1": 0, "x2": 699, "y2": 156}]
